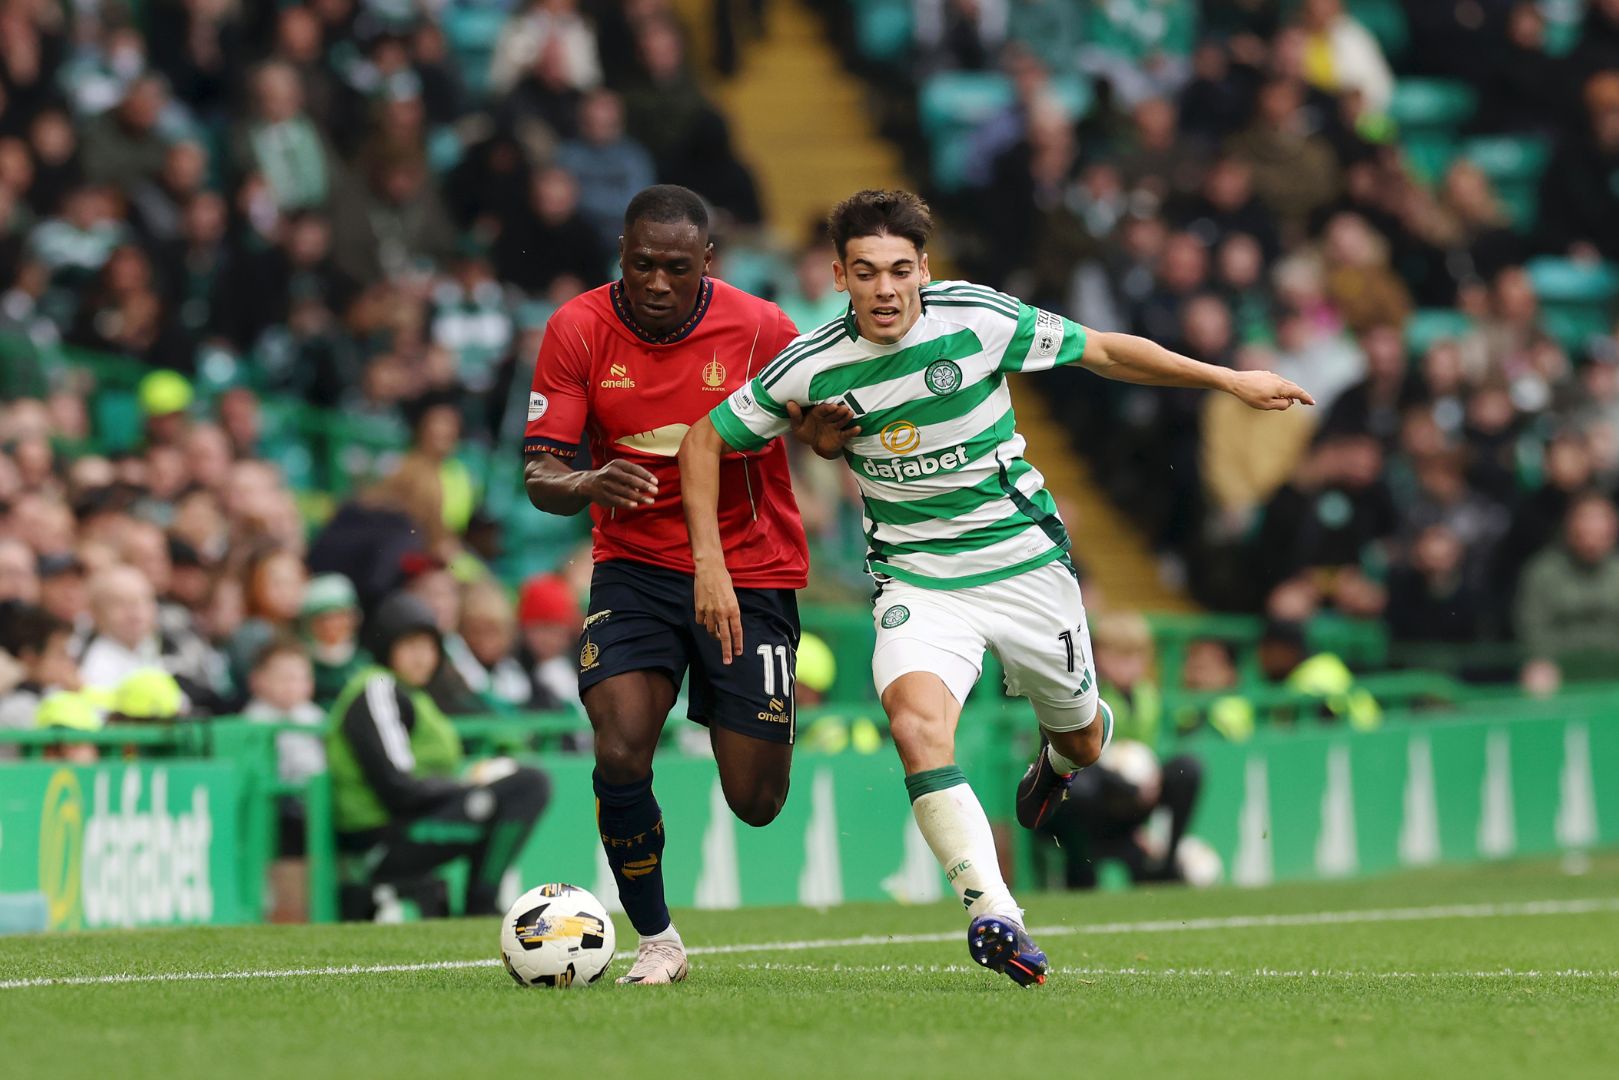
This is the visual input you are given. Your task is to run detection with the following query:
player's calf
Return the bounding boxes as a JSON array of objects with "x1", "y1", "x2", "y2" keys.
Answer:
[{"x1": 1016, "y1": 699, "x2": 1114, "y2": 831}]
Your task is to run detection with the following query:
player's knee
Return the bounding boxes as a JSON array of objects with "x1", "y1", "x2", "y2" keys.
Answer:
[
  {"x1": 725, "y1": 783, "x2": 786, "y2": 828},
  {"x1": 594, "y1": 738, "x2": 654, "y2": 785}
]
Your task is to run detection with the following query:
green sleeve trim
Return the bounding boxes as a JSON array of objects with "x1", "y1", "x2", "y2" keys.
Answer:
[
  {"x1": 1057, "y1": 316, "x2": 1088, "y2": 367},
  {"x1": 709, "y1": 399, "x2": 772, "y2": 452},
  {"x1": 998, "y1": 303, "x2": 1038, "y2": 372},
  {"x1": 905, "y1": 765, "x2": 968, "y2": 802}
]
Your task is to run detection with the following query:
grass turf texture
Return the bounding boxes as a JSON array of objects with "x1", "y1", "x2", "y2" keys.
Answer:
[{"x1": 4, "y1": 857, "x2": 1617, "y2": 1080}]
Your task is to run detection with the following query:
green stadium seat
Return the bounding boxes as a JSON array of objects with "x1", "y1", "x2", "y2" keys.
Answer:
[
  {"x1": 1525, "y1": 257, "x2": 1619, "y2": 304},
  {"x1": 1405, "y1": 308, "x2": 1477, "y2": 355},
  {"x1": 920, "y1": 72, "x2": 1091, "y2": 192},
  {"x1": 919, "y1": 73, "x2": 1016, "y2": 139},
  {"x1": 854, "y1": 0, "x2": 912, "y2": 62},
  {"x1": 1346, "y1": 0, "x2": 1410, "y2": 61},
  {"x1": 1401, "y1": 133, "x2": 1458, "y2": 186},
  {"x1": 1389, "y1": 78, "x2": 1477, "y2": 131},
  {"x1": 1461, "y1": 136, "x2": 1551, "y2": 229},
  {"x1": 1526, "y1": 257, "x2": 1619, "y2": 351},
  {"x1": 91, "y1": 389, "x2": 143, "y2": 455}
]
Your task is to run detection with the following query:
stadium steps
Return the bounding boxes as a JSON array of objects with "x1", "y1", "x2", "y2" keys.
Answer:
[
  {"x1": 1008, "y1": 381, "x2": 1194, "y2": 613},
  {"x1": 689, "y1": 0, "x2": 908, "y2": 241}
]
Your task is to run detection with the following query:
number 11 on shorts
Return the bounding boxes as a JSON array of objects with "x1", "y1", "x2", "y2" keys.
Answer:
[
  {"x1": 1058, "y1": 626, "x2": 1093, "y2": 694},
  {"x1": 757, "y1": 643, "x2": 793, "y2": 696}
]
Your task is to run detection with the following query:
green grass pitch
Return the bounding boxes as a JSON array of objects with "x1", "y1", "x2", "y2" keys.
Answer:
[{"x1": 4, "y1": 857, "x2": 1617, "y2": 1080}]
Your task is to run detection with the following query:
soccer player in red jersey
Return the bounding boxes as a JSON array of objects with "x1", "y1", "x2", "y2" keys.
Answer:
[{"x1": 523, "y1": 186, "x2": 808, "y2": 984}]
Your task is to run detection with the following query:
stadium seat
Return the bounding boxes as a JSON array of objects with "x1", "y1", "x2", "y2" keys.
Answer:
[
  {"x1": 920, "y1": 71, "x2": 1091, "y2": 192},
  {"x1": 1346, "y1": 0, "x2": 1410, "y2": 63},
  {"x1": 1525, "y1": 257, "x2": 1619, "y2": 304},
  {"x1": 442, "y1": 4, "x2": 506, "y2": 100},
  {"x1": 1461, "y1": 135, "x2": 1551, "y2": 230},
  {"x1": 853, "y1": 0, "x2": 912, "y2": 62},
  {"x1": 1404, "y1": 308, "x2": 1477, "y2": 356},
  {"x1": 1388, "y1": 79, "x2": 1478, "y2": 131},
  {"x1": 1527, "y1": 257, "x2": 1619, "y2": 352}
]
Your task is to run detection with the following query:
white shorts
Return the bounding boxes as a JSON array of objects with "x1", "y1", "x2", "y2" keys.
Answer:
[{"x1": 870, "y1": 558, "x2": 1098, "y2": 731}]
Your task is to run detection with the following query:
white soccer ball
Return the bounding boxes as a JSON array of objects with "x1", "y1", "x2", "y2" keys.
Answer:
[
  {"x1": 1175, "y1": 836, "x2": 1224, "y2": 888},
  {"x1": 500, "y1": 883, "x2": 618, "y2": 988}
]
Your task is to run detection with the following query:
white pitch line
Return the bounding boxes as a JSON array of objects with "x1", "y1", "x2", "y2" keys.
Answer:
[
  {"x1": 0, "y1": 959, "x2": 500, "y2": 991},
  {"x1": 3, "y1": 896, "x2": 1616, "y2": 991},
  {"x1": 735, "y1": 962, "x2": 1619, "y2": 980}
]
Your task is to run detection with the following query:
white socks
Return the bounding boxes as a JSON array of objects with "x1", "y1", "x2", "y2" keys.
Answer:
[
  {"x1": 906, "y1": 765, "x2": 1021, "y2": 923},
  {"x1": 642, "y1": 922, "x2": 683, "y2": 947},
  {"x1": 1046, "y1": 698, "x2": 1114, "y2": 775}
]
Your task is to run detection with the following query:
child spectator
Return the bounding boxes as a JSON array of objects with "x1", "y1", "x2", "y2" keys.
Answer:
[
  {"x1": 243, "y1": 636, "x2": 325, "y2": 923},
  {"x1": 302, "y1": 574, "x2": 368, "y2": 707},
  {"x1": 0, "y1": 602, "x2": 83, "y2": 756}
]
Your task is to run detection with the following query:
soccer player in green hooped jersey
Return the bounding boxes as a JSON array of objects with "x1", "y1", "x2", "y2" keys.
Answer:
[{"x1": 677, "y1": 189, "x2": 1313, "y2": 986}]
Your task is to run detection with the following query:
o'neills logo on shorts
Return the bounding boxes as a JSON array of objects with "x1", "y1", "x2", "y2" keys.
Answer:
[{"x1": 861, "y1": 445, "x2": 971, "y2": 483}]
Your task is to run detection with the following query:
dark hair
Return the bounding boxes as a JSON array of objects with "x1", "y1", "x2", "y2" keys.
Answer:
[
  {"x1": 826, "y1": 189, "x2": 934, "y2": 260},
  {"x1": 0, "y1": 602, "x2": 70, "y2": 658},
  {"x1": 251, "y1": 634, "x2": 308, "y2": 673},
  {"x1": 624, "y1": 184, "x2": 709, "y2": 234}
]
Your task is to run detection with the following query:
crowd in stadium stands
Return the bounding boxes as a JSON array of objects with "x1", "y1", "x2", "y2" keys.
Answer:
[
  {"x1": 4, "y1": 0, "x2": 1619, "y2": 771},
  {"x1": 896, "y1": 0, "x2": 1619, "y2": 694}
]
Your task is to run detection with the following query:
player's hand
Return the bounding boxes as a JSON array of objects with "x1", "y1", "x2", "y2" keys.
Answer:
[
  {"x1": 787, "y1": 401, "x2": 861, "y2": 459},
  {"x1": 1229, "y1": 370, "x2": 1315, "y2": 411},
  {"x1": 579, "y1": 459, "x2": 658, "y2": 509},
  {"x1": 693, "y1": 560, "x2": 744, "y2": 664}
]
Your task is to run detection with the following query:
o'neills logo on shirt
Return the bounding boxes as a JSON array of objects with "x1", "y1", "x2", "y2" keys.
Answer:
[{"x1": 601, "y1": 363, "x2": 637, "y2": 388}]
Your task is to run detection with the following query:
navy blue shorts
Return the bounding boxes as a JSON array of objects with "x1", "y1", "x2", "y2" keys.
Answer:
[{"x1": 577, "y1": 559, "x2": 801, "y2": 744}]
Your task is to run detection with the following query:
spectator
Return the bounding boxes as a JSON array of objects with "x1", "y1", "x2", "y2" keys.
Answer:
[
  {"x1": 490, "y1": 0, "x2": 603, "y2": 98},
  {"x1": 1515, "y1": 493, "x2": 1619, "y2": 690},
  {"x1": 1320, "y1": 211, "x2": 1412, "y2": 334},
  {"x1": 37, "y1": 552, "x2": 88, "y2": 632},
  {"x1": 1321, "y1": 322, "x2": 1412, "y2": 447},
  {"x1": 1539, "y1": 72, "x2": 1619, "y2": 261},
  {"x1": 242, "y1": 635, "x2": 324, "y2": 920},
  {"x1": 82, "y1": 74, "x2": 174, "y2": 189},
  {"x1": 1201, "y1": 343, "x2": 1318, "y2": 535},
  {"x1": 77, "y1": 564, "x2": 223, "y2": 710},
  {"x1": 1295, "y1": 0, "x2": 1394, "y2": 116},
  {"x1": 307, "y1": 455, "x2": 446, "y2": 612},
  {"x1": 229, "y1": 546, "x2": 309, "y2": 683},
  {"x1": 447, "y1": 579, "x2": 534, "y2": 710},
  {"x1": 493, "y1": 165, "x2": 606, "y2": 300},
  {"x1": 234, "y1": 60, "x2": 337, "y2": 214},
  {"x1": 555, "y1": 90, "x2": 656, "y2": 250},
  {"x1": 326, "y1": 591, "x2": 551, "y2": 918},
  {"x1": 301, "y1": 573, "x2": 368, "y2": 707},
  {"x1": 0, "y1": 602, "x2": 81, "y2": 741},
  {"x1": 0, "y1": 536, "x2": 39, "y2": 603},
  {"x1": 398, "y1": 551, "x2": 481, "y2": 715},
  {"x1": 1387, "y1": 523, "x2": 1490, "y2": 643},
  {"x1": 1226, "y1": 77, "x2": 1341, "y2": 243},
  {"x1": 776, "y1": 227, "x2": 847, "y2": 333},
  {"x1": 1048, "y1": 611, "x2": 1203, "y2": 885},
  {"x1": 915, "y1": 0, "x2": 1009, "y2": 74},
  {"x1": 516, "y1": 573, "x2": 582, "y2": 709}
]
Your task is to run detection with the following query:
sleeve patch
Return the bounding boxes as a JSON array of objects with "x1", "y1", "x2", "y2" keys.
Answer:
[
  {"x1": 1031, "y1": 309, "x2": 1064, "y2": 363},
  {"x1": 528, "y1": 392, "x2": 549, "y2": 421},
  {"x1": 733, "y1": 387, "x2": 758, "y2": 415}
]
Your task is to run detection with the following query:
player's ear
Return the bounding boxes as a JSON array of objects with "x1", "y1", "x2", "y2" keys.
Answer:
[
  {"x1": 832, "y1": 259, "x2": 847, "y2": 293},
  {"x1": 703, "y1": 242, "x2": 715, "y2": 274},
  {"x1": 617, "y1": 234, "x2": 625, "y2": 265},
  {"x1": 918, "y1": 251, "x2": 931, "y2": 285}
]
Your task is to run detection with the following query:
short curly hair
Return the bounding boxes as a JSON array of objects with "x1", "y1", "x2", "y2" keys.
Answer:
[{"x1": 826, "y1": 189, "x2": 933, "y2": 260}]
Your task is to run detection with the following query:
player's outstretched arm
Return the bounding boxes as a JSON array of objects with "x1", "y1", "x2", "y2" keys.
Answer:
[
  {"x1": 677, "y1": 417, "x2": 744, "y2": 664},
  {"x1": 1080, "y1": 330, "x2": 1316, "y2": 411},
  {"x1": 524, "y1": 454, "x2": 658, "y2": 515}
]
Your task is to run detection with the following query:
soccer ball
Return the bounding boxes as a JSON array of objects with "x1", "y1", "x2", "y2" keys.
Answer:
[{"x1": 500, "y1": 883, "x2": 618, "y2": 988}]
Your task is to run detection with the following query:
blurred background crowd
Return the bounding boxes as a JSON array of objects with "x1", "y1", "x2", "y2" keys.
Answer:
[{"x1": 1, "y1": 0, "x2": 1618, "y2": 778}]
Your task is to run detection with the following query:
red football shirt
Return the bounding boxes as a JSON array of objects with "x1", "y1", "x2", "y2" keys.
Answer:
[{"x1": 524, "y1": 278, "x2": 809, "y2": 589}]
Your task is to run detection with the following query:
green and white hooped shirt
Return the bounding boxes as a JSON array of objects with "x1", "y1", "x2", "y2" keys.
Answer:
[{"x1": 708, "y1": 281, "x2": 1089, "y2": 590}]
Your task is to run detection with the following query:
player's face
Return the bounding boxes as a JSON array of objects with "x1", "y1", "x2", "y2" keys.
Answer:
[
  {"x1": 833, "y1": 233, "x2": 929, "y2": 345},
  {"x1": 619, "y1": 220, "x2": 714, "y2": 336}
]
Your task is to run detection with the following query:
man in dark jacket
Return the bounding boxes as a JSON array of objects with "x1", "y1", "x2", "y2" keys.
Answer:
[{"x1": 326, "y1": 593, "x2": 550, "y2": 917}]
